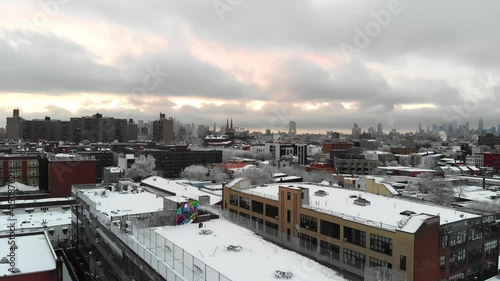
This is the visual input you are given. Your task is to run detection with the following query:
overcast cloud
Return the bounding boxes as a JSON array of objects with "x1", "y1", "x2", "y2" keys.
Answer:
[{"x1": 0, "y1": 0, "x2": 499, "y2": 133}]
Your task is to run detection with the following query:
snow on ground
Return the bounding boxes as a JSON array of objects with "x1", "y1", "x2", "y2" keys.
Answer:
[
  {"x1": 0, "y1": 233, "x2": 56, "y2": 275},
  {"x1": 83, "y1": 188, "x2": 164, "y2": 217},
  {"x1": 155, "y1": 219, "x2": 349, "y2": 281}
]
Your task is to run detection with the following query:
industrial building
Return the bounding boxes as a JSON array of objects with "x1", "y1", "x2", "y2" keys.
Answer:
[{"x1": 222, "y1": 182, "x2": 500, "y2": 281}]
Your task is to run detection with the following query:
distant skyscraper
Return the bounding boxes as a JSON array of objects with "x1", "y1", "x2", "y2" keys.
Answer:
[
  {"x1": 153, "y1": 113, "x2": 174, "y2": 144},
  {"x1": 6, "y1": 108, "x2": 23, "y2": 141},
  {"x1": 479, "y1": 118, "x2": 484, "y2": 134},
  {"x1": 351, "y1": 123, "x2": 361, "y2": 138},
  {"x1": 377, "y1": 123, "x2": 383, "y2": 136},
  {"x1": 418, "y1": 122, "x2": 423, "y2": 134},
  {"x1": 289, "y1": 121, "x2": 297, "y2": 137}
]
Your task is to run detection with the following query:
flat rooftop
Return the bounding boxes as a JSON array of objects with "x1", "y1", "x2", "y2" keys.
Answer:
[
  {"x1": 0, "y1": 232, "x2": 56, "y2": 276},
  {"x1": 141, "y1": 177, "x2": 222, "y2": 205},
  {"x1": 0, "y1": 210, "x2": 71, "y2": 232},
  {"x1": 80, "y1": 188, "x2": 164, "y2": 217},
  {"x1": 154, "y1": 219, "x2": 348, "y2": 281},
  {"x1": 242, "y1": 183, "x2": 480, "y2": 233}
]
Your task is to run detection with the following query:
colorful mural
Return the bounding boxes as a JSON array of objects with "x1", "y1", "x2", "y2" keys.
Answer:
[{"x1": 176, "y1": 200, "x2": 199, "y2": 225}]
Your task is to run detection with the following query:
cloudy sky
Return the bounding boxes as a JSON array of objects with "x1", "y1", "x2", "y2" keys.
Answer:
[{"x1": 0, "y1": 0, "x2": 499, "y2": 133}]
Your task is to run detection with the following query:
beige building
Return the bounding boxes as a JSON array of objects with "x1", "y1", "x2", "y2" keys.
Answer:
[{"x1": 223, "y1": 182, "x2": 499, "y2": 281}]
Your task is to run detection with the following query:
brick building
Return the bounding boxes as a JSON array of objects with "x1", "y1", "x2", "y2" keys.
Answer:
[
  {"x1": 47, "y1": 154, "x2": 96, "y2": 197},
  {"x1": 0, "y1": 154, "x2": 39, "y2": 187},
  {"x1": 222, "y1": 183, "x2": 500, "y2": 281}
]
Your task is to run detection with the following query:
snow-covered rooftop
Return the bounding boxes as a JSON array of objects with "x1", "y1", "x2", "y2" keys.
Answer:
[
  {"x1": 0, "y1": 232, "x2": 56, "y2": 276},
  {"x1": 0, "y1": 197, "x2": 73, "y2": 206},
  {"x1": 141, "y1": 176, "x2": 222, "y2": 205},
  {"x1": 0, "y1": 210, "x2": 71, "y2": 232},
  {"x1": 242, "y1": 183, "x2": 480, "y2": 233},
  {"x1": 81, "y1": 188, "x2": 164, "y2": 217},
  {"x1": 154, "y1": 219, "x2": 348, "y2": 281},
  {"x1": 0, "y1": 182, "x2": 39, "y2": 193}
]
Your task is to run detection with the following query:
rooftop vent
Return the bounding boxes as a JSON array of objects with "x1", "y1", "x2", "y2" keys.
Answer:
[
  {"x1": 314, "y1": 190, "x2": 329, "y2": 197},
  {"x1": 0, "y1": 257, "x2": 8, "y2": 264},
  {"x1": 11, "y1": 268, "x2": 20, "y2": 273},
  {"x1": 349, "y1": 195, "x2": 357, "y2": 198},
  {"x1": 400, "y1": 210, "x2": 416, "y2": 216},
  {"x1": 354, "y1": 198, "x2": 371, "y2": 206}
]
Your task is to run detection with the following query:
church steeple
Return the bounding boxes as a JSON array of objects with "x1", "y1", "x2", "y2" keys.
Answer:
[{"x1": 230, "y1": 117, "x2": 233, "y2": 130}]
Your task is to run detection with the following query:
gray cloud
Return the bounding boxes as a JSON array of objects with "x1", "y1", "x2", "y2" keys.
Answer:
[{"x1": 1, "y1": 0, "x2": 499, "y2": 132}]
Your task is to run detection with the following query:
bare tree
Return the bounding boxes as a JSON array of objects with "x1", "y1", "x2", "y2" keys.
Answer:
[{"x1": 125, "y1": 155, "x2": 156, "y2": 181}]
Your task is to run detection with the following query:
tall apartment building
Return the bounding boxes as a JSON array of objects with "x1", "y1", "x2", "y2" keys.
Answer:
[
  {"x1": 23, "y1": 117, "x2": 71, "y2": 141},
  {"x1": 222, "y1": 183, "x2": 500, "y2": 281},
  {"x1": 6, "y1": 108, "x2": 23, "y2": 141},
  {"x1": 289, "y1": 121, "x2": 297, "y2": 137},
  {"x1": 153, "y1": 114, "x2": 174, "y2": 144},
  {"x1": 0, "y1": 154, "x2": 40, "y2": 187}
]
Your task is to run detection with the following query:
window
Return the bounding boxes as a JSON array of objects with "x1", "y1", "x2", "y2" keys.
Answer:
[
  {"x1": 265, "y1": 221, "x2": 278, "y2": 230},
  {"x1": 320, "y1": 220, "x2": 340, "y2": 239},
  {"x1": 41, "y1": 207, "x2": 49, "y2": 212},
  {"x1": 370, "y1": 257, "x2": 392, "y2": 269},
  {"x1": 439, "y1": 255, "x2": 446, "y2": 270},
  {"x1": 28, "y1": 168, "x2": 38, "y2": 177},
  {"x1": 240, "y1": 212, "x2": 250, "y2": 219},
  {"x1": 251, "y1": 201, "x2": 264, "y2": 214},
  {"x1": 287, "y1": 192, "x2": 291, "y2": 200},
  {"x1": 343, "y1": 248, "x2": 365, "y2": 268},
  {"x1": 449, "y1": 231, "x2": 466, "y2": 246},
  {"x1": 484, "y1": 240, "x2": 497, "y2": 256},
  {"x1": 265, "y1": 204, "x2": 279, "y2": 219},
  {"x1": 299, "y1": 233, "x2": 317, "y2": 246},
  {"x1": 300, "y1": 214, "x2": 318, "y2": 232},
  {"x1": 239, "y1": 197, "x2": 251, "y2": 210},
  {"x1": 320, "y1": 240, "x2": 340, "y2": 259},
  {"x1": 28, "y1": 159, "x2": 38, "y2": 167},
  {"x1": 450, "y1": 249, "x2": 466, "y2": 268},
  {"x1": 229, "y1": 208, "x2": 238, "y2": 214},
  {"x1": 399, "y1": 255, "x2": 406, "y2": 271},
  {"x1": 344, "y1": 226, "x2": 366, "y2": 247},
  {"x1": 287, "y1": 210, "x2": 291, "y2": 223},
  {"x1": 470, "y1": 228, "x2": 483, "y2": 240},
  {"x1": 370, "y1": 234, "x2": 393, "y2": 256},
  {"x1": 229, "y1": 194, "x2": 238, "y2": 206},
  {"x1": 441, "y1": 234, "x2": 448, "y2": 248},
  {"x1": 448, "y1": 272, "x2": 464, "y2": 281}
]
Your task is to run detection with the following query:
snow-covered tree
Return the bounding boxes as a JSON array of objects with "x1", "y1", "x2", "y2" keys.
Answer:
[
  {"x1": 125, "y1": 155, "x2": 156, "y2": 181},
  {"x1": 181, "y1": 165, "x2": 209, "y2": 181},
  {"x1": 208, "y1": 167, "x2": 230, "y2": 183},
  {"x1": 235, "y1": 167, "x2": 273, "y2": 185},
  {"x1": 255, "y1": 152, "x2": 273, "y2": 161}
]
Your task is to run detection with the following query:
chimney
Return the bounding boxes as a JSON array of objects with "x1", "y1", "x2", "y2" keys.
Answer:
[{"x1": 13, "y1": 109, "x2": 19, "y2": 117}]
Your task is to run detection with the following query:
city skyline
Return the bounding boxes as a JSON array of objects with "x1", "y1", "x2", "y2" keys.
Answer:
[{"x1": 1, "y1": 1, "x2": 499, "y2": 133}]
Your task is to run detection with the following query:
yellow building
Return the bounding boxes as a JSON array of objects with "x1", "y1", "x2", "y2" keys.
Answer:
[{"x1": 223, "y1": 182, "x2": 499, "y2": 281}]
